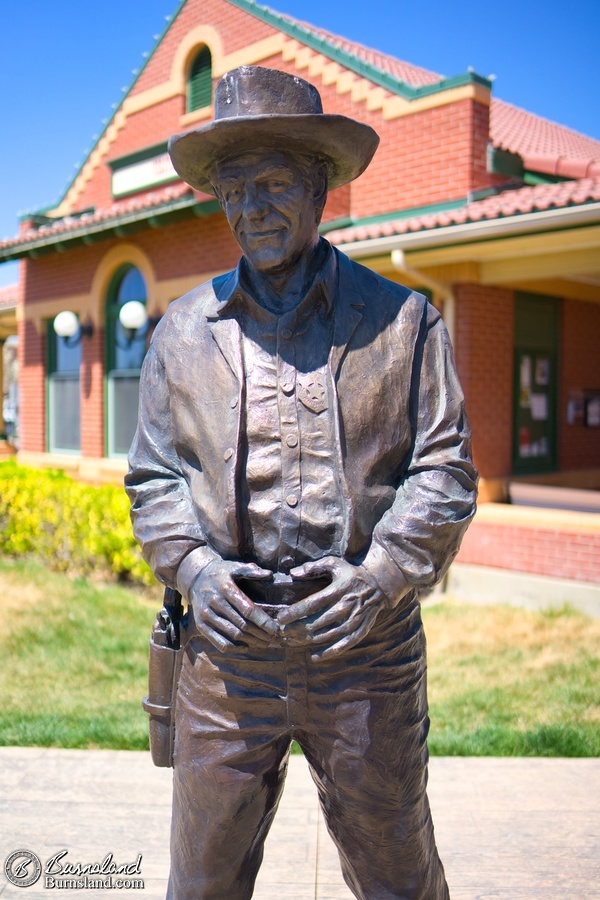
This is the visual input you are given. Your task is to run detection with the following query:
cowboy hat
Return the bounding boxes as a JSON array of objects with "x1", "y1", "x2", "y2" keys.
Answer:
[{"x1": 168, "y1": 66, "x2": 379, "y2": 195}]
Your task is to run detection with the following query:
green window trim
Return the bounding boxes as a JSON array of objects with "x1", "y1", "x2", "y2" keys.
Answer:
[
  {"x1": 187, "y1": 47, "x2": 212, "y2": 113},
  {"x1": 46, "y1": 319, "x2": 81, "y2": 454},
  {"x1": 105, "y1": 265, "x2": 148, "y2": 458}
]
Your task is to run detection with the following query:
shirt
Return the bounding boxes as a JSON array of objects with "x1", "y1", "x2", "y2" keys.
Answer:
[{"x1": 223, "y1": 242, "x2": 347, "y2": 572}]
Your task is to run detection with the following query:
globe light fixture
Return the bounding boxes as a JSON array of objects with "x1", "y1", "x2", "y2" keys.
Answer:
[
  {"x1": 119, "y1": 300, "x2": 148, "y2": 332},
  {"x1": 53, "y1": 311, "x2": 94, "y2": 343},
  {"x1": 53, "y1": 310, "x2": 79, "y2": 339},
  {"x1": 118, "y1": 301, "x2": 161, "y2": 344}
]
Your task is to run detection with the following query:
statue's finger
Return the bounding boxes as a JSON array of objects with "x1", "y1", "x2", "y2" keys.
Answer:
[
  {"x1": 232, "y1": 562, "x2": 273, "y2": 580},
  {"x1": 277, "y1": 586, "x2": 337, "y2": 625},
  {"x1": 226, "y1": 588, "x2": 279, "y2": 634},
  {"x1": 311, "y1": 629, "x2": 365, "y2": 660},
  {"x1": 290, "y1": 559, "x2": 334, "y2": 580},
  {"x1": 306, "y1": 601, "x2": 350, "y2": 633}
]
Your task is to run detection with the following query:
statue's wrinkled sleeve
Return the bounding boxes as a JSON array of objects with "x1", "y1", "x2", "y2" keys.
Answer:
[
  {"x1": 125, "y1": 344, "x2": 209, "y2": 587},
  {"x1": 361, "y1": 306, "x2": 478, "y2": 604}
]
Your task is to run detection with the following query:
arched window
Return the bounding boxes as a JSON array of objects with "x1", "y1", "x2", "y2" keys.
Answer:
[
  {"x1": 187, "y1": 46, "x2": 212, "y2": 113},
  {"x1": 106, "y1": 266, "x2": 148, "y2": 457}
]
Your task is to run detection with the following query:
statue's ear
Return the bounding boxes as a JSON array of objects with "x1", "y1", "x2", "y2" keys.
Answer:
[{"x1": 313, "y1": 161, "x2": 329, "y2": 221}]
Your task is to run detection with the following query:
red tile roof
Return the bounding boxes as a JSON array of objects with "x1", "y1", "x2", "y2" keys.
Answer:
[
  {"x1": 1, "y1": 182, "x2": 196, "y2": 251},
  {"x1": 3, "y1": 174, "x2": 599, "y2": 259},
  {"x1": 491, "y1": 99, "x2": 600, "y2": 179},
  {"x1": 326, "y1": 177, "x2": 600, "y2": 246},
  {"x1": 3, "y1": 4, "x2": 599, "y2": 256},
  {"x1": 282, "y1": 17, "x2": 443, "y2": 88},
  {"x1": 281, "y1": 13, "x2": 600, "y2": 180}
]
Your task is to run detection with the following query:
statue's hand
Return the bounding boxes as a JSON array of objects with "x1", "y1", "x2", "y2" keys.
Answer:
[
  {"x1": 188, "y1": 560, "x2": 278, "y2": 652},
  {"x1": 277, "y1": 557, "x2": 383, "y2": 659}
]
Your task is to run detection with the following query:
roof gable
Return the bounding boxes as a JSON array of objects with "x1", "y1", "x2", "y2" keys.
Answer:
[
  {"x1": 42, "y1": 0, "x2": 493, "y2": 221},
  {"x1": 19, "y1": 0, "x2": 600, "y2": 225}
]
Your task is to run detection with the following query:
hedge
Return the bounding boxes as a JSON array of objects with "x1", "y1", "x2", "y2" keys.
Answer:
[{"x1": 0, "y1": 460, "x2": 154, "y2": 585}]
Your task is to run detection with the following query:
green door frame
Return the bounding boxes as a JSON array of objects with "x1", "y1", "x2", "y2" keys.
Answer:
[{"x1": 512, "y1": 292, "x2": 560, "y2": 475}]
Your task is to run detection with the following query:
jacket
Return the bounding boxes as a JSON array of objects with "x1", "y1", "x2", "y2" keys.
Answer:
[{"x1": 125, "y1": 247, "x2": 478, "y2": 604}]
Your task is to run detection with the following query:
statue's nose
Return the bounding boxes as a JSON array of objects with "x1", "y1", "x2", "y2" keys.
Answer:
[{"x1": 243, "y1": 184, "x2": 269, "y2": 220}]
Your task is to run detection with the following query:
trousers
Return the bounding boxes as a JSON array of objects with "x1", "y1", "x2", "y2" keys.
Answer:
[{"x1": 166, "y1": 597, "x2": 449, "y2": 900}]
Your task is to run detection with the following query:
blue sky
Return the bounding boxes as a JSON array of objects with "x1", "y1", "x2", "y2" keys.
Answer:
[{"x1": 1, "y1": 0, "x2": 598, "y2": 287}]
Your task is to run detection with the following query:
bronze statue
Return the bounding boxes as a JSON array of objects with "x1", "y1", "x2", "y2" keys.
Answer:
[{"x1": 126, "y1": 65, "x2": 478, "y2": 900}]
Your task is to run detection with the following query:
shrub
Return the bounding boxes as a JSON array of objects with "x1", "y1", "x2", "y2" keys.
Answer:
[{"x1": 0, "y1": 460, "x2": 154, "y2": 585}]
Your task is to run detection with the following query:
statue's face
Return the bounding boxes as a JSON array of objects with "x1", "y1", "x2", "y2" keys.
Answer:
[{"x1": 214, "y1": 150, "x2": 321, "y2": 274}]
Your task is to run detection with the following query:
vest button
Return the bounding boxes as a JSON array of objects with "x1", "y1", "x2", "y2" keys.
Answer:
[
  {"x1": 286, "y1": 494, "x2": 298, "y2": 507},
  {"x1": 281, "y1": 328, "x2": 292, "y2": 340},
  {"x1": 286, "y1": 435, "x2": 298, "y2": 448},
  {"x1": 223, "y1": 447, "x2": 234, "y2": 461}
]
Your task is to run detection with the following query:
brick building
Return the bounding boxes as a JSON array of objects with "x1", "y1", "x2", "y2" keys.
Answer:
[{"x1": 1, "y1": 0, "x2": 599, "y2": 590}]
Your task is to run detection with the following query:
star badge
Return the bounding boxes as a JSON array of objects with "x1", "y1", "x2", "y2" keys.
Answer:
[{"x1": 298, "y1": 376, "x2": 328, "y2": 414}]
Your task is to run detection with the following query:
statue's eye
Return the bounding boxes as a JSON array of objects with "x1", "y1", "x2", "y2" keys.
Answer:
[{"x1": 266, "y1": 179, "x2": 290, "y2": 193}]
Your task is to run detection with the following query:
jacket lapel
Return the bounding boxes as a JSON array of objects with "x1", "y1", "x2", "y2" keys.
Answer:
[
  {"x1": 330, "y1": 250, "x2": 364, "y2": 379},
  {"x1": 210, "y1": 316, "x2": 244, "y2": 382},
  {"x1": 204, "y1": 287, "x2": 245, "y2": 553}
]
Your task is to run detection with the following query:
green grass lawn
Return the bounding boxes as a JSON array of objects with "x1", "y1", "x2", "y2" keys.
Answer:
[
  {"x1": 0, "y1": 558, "x2": 159, "y2": 750},
  {"x1": 0, "y1": 557, "x2": 598, "y2": 755},
  {"x1": 424, "y1": 599, "x2": 600, "y2": 756}
]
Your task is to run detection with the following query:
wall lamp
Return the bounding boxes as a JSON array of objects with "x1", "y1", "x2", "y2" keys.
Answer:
[
  {"x1": 53, "y1": 311, "x2": 94, "y2": 344},
  {"x1": 118, "y1": 301, "x2": 162, "y2": 343}
]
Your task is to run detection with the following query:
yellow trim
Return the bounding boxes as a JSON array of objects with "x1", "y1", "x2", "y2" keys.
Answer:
[
  {"x1": 22, "y1": 263, "x2": 229, "y2": 331},
  {"x1": 481, "y1": 246, "x2": 600, "y2": 284},
  {"x1": 406, "y1": 224, "x2": 600, "y2": 268},
  {"x1": 90, "y1": 243, "x2": 158, "y2": 324},
  {"x1": 180, "y1": 105, "x2": 214, "y2": 127},
  {"x1": 345, "y1": 255, "x2": 482, "y2": 285},
  {"x1": 507, "y1": 278, "x2": 600, "y2": 304},
  {"x1": 50, "y1": 32, "x2": 285, "y2": 218},
  {"x1": 23, "y1": 244, "x2": 158, "y2": 331},
  {"x1": 49, "y1": 21, "x2": 490, "y2": 219},
  {"x1": 170, "y1": 25, "x2": 225, "y2": 92},
  {"x1": 376, "y1": 261, "x2": 600, "y2": 304},
  {"x1": 382, "y1": 83, "x2": 490, "y2": 119},
  {"x1": 280, "y1": 37, "x2": 490, "y2": 119},
  {"x1": 398, "y1": 225, "x2": 600, "y2": 301},
  {"x1": 320, "y1": 60, "x2": 342, "y2": 86},
  {"x1": 214, "y1": 33, "x2": 285, "y2": 77},
  {"x1": 23, "y1": 295, "x2": 91, "y2": 332},
  {"x1": 125, "y1": 81, "x2": 178, "y2": 116}
]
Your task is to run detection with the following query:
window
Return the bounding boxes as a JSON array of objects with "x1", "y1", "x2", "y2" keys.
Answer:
[
  {"x1": 47, "y1": 321, "x2": 81, "y2": 453},
  {"x1": 187, "y1": 46, "x2": 212, "y2": 112},
  {"x1": 106, "y1": 266, "x2": 148, "y2": 457}
]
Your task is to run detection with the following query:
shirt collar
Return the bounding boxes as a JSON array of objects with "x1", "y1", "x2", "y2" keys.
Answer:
[{"x1": 212, "y1": 239, "x2": 337, "y2": 320}]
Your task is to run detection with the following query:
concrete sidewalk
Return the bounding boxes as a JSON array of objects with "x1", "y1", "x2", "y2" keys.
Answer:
[{"x1": 0, "y1": 748, "x2": 598, "y2": 899}]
